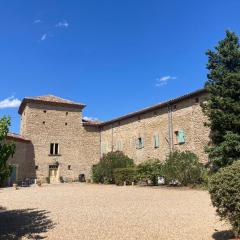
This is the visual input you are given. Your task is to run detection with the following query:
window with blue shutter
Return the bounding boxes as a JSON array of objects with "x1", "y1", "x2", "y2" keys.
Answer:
[
  {"x1": 177, "y1": 129, "x2": 185, "y2": 144},
  {"x1": 154, "y1": 133, "x2": 159, "y2": 148}
]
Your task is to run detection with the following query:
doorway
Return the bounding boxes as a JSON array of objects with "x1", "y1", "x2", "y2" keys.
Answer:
[{"x1": 49, "y1": 165, "x2": 59, "y2": 183}]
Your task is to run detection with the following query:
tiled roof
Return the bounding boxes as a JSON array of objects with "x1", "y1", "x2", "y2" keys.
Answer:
[
  {"x1": 19, "y1": 95, "x2": 86, "y2": 114},
  {"x1": 82, "y1": 118, "x2": 101, "y2": 126},
  {"x1": 30, "y1": 95, "x2": 84, "y2": 105},
  {"x1": 6, "y1": 133, "x2": 30, "y2": 142}
]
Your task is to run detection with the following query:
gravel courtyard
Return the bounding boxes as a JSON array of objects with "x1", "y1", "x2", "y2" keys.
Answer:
[{"x1": 0, "y1": 183, "x2": 232, "y2": 240}]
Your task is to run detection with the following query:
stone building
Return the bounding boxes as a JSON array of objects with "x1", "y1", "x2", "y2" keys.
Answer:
[{"x1": 7, "y1": 88, "x2": 209, "y2": 184}]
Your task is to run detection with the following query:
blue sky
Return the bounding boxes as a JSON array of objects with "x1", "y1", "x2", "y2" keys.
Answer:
[{"x1": 0, "y1": 0, "x2": 240, "y2": 133}]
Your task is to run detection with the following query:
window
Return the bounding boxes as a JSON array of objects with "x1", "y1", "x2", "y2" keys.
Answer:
[
  {"x1": 35, "y1": 165, "x2": 39, "y2": 170},
  {"x1": 43, "y1": 110, "x2": 46, "y2": 113},
  {"x1": 175, "y1": 129, "x2": 186, "y2": 144},
  {"x1": 116, "y1": 140, "x2": 122, "y2": 151},
  {"x1": 153, "y1": 133, "x2": 159, "y2": 148},
  {"x1": 55, "y1": 144, "x2": 59, "y2": 155},
  {"x1": 136, "y1": 137, "x2": 144, "y2": 149},
  {"x1": 43, "y1": 121, "x2": 45, "y2": 125},
  {"x1": 50, "y1": 143, "x2": 59, "y2": 155},
  {"x1": 101, "y1": 143, "x2": 108, "y2": 154},
  {"x1": 65, "y1": 122, "x2": 68, "y2": 126},
  {"x1": 68, "y1": 165, "x2": 71, "y2": 170}
]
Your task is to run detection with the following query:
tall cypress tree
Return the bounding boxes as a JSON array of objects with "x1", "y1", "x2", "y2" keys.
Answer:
[{"x1": 202, "y1": 31, "x2": 240, "y2": 169}]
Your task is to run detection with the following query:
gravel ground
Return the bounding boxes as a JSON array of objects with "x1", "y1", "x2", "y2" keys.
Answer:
[{"x1": 0, "y1": 183, "x2": 232, "y2": 240}]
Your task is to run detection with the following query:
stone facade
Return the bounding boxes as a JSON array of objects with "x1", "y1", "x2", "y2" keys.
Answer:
[
  {"x1": 19, "y1": 100, "x2": 100, "y2": 182},
  {"x1": 8, "y1": 89, "x2": 209, "y2": 183},
  {"x1": 6, "y1": 134, "x2": 35, "y2": 184},
  {"x1": 100, "y1": 90, "x2": 209, "y2": 164}
]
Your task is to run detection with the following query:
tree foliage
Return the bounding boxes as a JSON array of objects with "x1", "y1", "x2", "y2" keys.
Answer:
[
  {"x1": 113, "y1": 167, "x2": 137, "y2": 185},
  {"x1": 137, "y1": 159, "x2": 163, "y2": 185},
  {"x1": 202, "y1": 31, "x2": 240, "y2": 169},
  {"x1": 0, "y1": 116, "x2": 16, "y2": 185},
  {"x1": 162, "y1": 151, "x2": 204, "y2": 186},
  {"x1": 91, "y1": 151, "x2": 134, "y2": 184},
  {"x1": 209, "y1": 161, "x2": 240, "y2": 236}
]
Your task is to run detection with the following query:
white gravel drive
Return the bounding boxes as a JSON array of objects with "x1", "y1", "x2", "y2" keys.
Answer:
[{"x1": 0, "y1": 183, "x2": 231, "y2": 240}]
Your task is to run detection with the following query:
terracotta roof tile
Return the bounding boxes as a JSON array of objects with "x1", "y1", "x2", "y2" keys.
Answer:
[{"x1": 18, "y1": 95, "x2": 86, "y2": 114}]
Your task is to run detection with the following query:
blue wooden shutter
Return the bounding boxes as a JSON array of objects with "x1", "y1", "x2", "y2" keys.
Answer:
[
  {"x1": 178, "y1": 129, "x2": 185, "y2": 144},
  {"x1": 141, "y1": 137, "x2": 144, "y2": 148},
  {"x1": 154, "y1": 134, "x2": 159, "y2": 148}
]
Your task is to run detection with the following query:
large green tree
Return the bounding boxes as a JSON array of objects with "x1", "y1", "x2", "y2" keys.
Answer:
[
  {"x1": 0, "y1": 116, "x2": 16, "y2": 185},
  {"x1": 203, "y1": 31, "x2": 240, "y2": 169}
]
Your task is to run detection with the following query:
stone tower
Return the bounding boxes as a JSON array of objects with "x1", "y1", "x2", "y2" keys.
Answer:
[{"x1": 18, "y1": 95, "x2": 100, "y2": 182}]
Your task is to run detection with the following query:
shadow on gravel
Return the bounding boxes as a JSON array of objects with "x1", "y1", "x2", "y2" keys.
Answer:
[
  {"x1": 0, "y1": 208, "x2": 55, "y2": 240},
  {"x1": 212, "y1": 230, "x2": 235, "y2": 240}
]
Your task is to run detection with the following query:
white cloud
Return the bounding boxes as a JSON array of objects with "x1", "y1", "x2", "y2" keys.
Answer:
[
  {"x1": 56, "y1": 20, "x2": 69, "y2": 28},
  {"x1": 41, "y1": 33, "x2": 47, "y2": 41},
  {"x1": 0, "y1": 96, "x2": 21, "y2": 109},
  {"x1": 34, "y1": 19, "x2": 42, "y2": 24},
  {"x1": 83, "y1": 116, "x2": 98, "y2": 122},
  {"x1": 155, "y1": 75, "x2": 177, "y2": 87}
]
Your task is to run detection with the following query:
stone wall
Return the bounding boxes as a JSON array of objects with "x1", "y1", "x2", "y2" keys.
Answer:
[
  {"x1": 17, "y1": 90, "x2": 209, "y2": 183},
  {"x1": 100, "y1": 92, "x2": 209, "y2": 164},
  {"x1": 20, "y1": 103, "x2": 100, "y2": 182},
  {"x1": 7, "y1": 140, "x2": 35, "y2": 182}
]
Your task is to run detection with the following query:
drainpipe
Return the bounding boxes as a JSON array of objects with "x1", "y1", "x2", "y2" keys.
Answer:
[
  {"x1": 167, "y1": 104, "x2": 174, "y2": 153},
  {"x1": 100, "y1": 126, "x2": 102, "y2": 158},
  {"x1": 111, "y1": 124, "x2": 114, "y2": 152}
]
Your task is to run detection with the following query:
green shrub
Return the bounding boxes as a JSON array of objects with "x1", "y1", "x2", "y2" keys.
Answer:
[
  {"x1": 162, "y1": 151, "x2": 204, "y2": 186},
  {"x1": 114, "y1": 167, "x2": 137, "y2": 185},
  {"x1": 137, "y1": 159, "x2": 163, "y2": 185},
  {"x1": 45, "y1": 177, "x2": 50, "y2": 184},
  {"x1": 91, "y1": 151, "x2": 134, "y2": 184},
  {"x1": 209, "y1": 161, "x2": 240, "y2": 236}
]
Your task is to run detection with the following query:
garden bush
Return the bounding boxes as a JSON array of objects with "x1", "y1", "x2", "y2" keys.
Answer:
[
  {"x1": 209, "y1": 161, "x2": 240, "y2": 237},
  {"x1": 91, "y1": 151, "x2": 134, "y2": 184},
  {"x1": 114, "y1": 167, "x2": 137, "y2": 185},
  {"x1": 137, "y1": 159, "x2": 163, "y2": 185},
  {"x1": 162, "y1": 151, "x2": 204, "y2": 186}
]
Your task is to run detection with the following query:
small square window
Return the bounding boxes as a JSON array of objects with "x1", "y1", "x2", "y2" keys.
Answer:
[
  {"x1": 43, "y1": 121, "x2": 45, "y2": 124},
  {"x1": 50, "y1": 143, "x2": 59, "y2": 155},
  {"x1": 68, "y1": 165, "x2": 71, "y2": 170},
  {"x1": 65, "y1": 122, "x2": 68, "y2": 126},
  {"x1": 35, "y1": 165, "x2": 39, "y2": 170}
]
